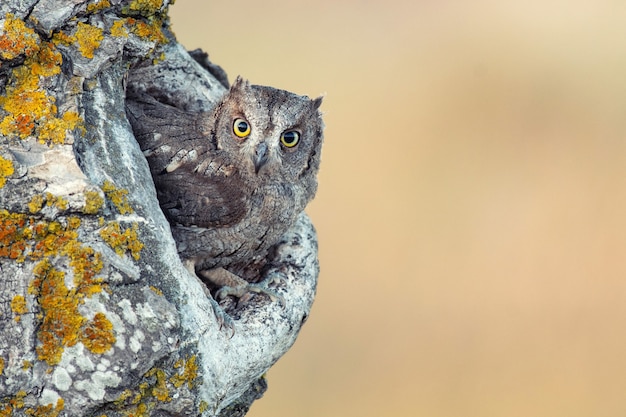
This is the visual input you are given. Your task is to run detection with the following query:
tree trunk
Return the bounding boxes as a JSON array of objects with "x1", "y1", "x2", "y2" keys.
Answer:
[{"x1": 0, "y1": 2, "x2": 318, "y2": 416}]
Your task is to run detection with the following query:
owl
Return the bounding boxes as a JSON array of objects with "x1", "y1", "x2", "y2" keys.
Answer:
[{"x1": 126, "y1": 76, "x2": 324, "y2": 306}]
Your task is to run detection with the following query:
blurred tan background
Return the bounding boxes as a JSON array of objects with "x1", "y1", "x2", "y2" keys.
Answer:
[{"x1": 170, "y1": 1, "x2": 626, "y2": 416}]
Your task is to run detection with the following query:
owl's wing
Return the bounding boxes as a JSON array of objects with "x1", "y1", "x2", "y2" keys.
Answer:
[
  {"x1": 126, "y1": 93, "x2": 218, "y2": 174},
  {"x1": 154, "y1": 154, "x2": 249, "y2": 229},
  {"x1": 126, "y1": 93, "x2": 247, "y2": 228}
]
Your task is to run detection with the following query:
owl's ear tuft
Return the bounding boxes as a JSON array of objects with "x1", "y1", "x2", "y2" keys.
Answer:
[
  {"x1": 312, "y1": 96, "x2": 323, "y2": 110},
  {"x1": 231, "y1": 76, "x2": 250, "y2": 93}
]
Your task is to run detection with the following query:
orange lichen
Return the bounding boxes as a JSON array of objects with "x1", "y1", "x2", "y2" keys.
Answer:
[
  {"x1": 0, "y1": 155, "x2": 14, "y2": 188},
  {"x1": 101, "y1": 180, "x2": 134, "y2": 214},
  {"x1": 0, "y1": 390, "x2": 26, "y2": 414},
  {"x1": 0, "y1": 211, "x2": 29, "y2": 261},
  {"x1": 80, "y1": 312, "x2": 116, "y2": 354},
  {"x1": 30, "y1": 41, "x2": 64, "y2": 77},
  {"x1": 100, "y1": 221, "x2": 143, "y2": 260},
  {"x1": 75, "y1": 22, "x2": 104, "y2": 59},
  {"x1": 0, "y1": 13, "x2": 39, "y2": 60},
  {"x1": 0, "y1": 15, "x2": 82, "y2": 144}
]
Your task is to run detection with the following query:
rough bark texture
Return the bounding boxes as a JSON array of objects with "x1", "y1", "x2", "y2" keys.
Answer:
[{"x1": 0, "y1": 1, "x2": 318, "y2": 416}]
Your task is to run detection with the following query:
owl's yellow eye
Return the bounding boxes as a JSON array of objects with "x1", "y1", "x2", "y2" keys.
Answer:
[
  {"x1": 280, "y1": 130, "x2": 300, "y2": 148},
  {"x1": 233, "y1": 118, "x2": 251, "y2": 138}
]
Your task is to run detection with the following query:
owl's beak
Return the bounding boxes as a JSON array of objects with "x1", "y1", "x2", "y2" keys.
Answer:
[{"x1": 254, "y1": 142, "x2": 268, "y2": 174}]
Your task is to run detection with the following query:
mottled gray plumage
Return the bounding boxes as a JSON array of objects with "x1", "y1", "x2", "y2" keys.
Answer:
[{"x1": 126, "y1": 77, "x2": 323, "y2": 298}]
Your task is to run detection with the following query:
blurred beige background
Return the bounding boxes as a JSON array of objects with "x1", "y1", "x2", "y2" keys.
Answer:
[{"x1": 170, "y1": 1, "x2": 626, "y2": 416}]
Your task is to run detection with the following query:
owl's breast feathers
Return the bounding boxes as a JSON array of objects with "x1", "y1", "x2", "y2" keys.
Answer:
[{"x1": 155, "y1": 155, "x2": 250, "y2": 228}]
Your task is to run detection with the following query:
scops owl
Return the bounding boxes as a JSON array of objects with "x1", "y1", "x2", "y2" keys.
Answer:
[{"x1": 126, "y1": 76, "x2": 324, "y2": 307}]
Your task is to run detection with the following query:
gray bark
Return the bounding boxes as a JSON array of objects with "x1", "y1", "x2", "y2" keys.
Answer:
[{"x1": 0, "y1": 2, "x2": 318, "y2": 416}]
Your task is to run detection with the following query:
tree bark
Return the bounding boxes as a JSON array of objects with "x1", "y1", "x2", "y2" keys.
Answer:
[{"x1": 0, "y1": 2, "x2": 318, "y2": 416}]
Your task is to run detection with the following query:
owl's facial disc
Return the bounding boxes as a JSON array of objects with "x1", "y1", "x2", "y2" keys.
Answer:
[{"x1": 254, "y1": 141, "x2": 269, "y2": 174}]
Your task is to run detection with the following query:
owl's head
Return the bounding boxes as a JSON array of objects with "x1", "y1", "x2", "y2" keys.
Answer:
[{"x1": 210, "y1": 77, "x2": 324, "y2": 189}]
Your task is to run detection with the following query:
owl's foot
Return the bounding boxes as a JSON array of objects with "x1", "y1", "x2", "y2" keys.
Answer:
[
  {"x1": 208, "y1": 297, "x2": 235, "y2": 335},
  {"x1": 215, "y1": 276, "x2": 285, "y2": 306},
  {"x1": 184, "y1": 261, "x2": 235, "y2": 334},
  {"x1": 199, "y1": 267, "x2": 285, "y2": 306}
]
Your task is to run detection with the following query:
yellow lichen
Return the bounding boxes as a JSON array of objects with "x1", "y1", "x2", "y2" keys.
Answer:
[
  {"x1": 4, "y1": 390, "x2": 27, "y2": 411},
  {"x1": 113, "y1": 389, "x2": 133, "y2": 406},
  {"x1": 111, "y1": 365, "x2": 180, "y2": 416},
  {"x1": 67, "y1": 216, "x2": 81, "y2": 229},
  {"x1": 198, "y1": 401, "x2": 209, "y2": 414},
  {"x1": 29, "y1": 192, "x2": 69, "y2": 213},
  {"x1": 75, "y1": 22, "x2": 103, "y2": 59},
  {"x1": 127, "y1": 17, "x2": 168, "y2": 44},
  {"x1": 0, "y1": 210, "x2": 111, "y2": 365},
  {"x1": 110, "y1": 20, "x2": 129, "y2": 38},
  {"x1": 0, "y1": 357, "x2": 4, "y2": 376},
  {"x1": 0, "y1": 155, "x2": 14, "y2": 188},
  {"x1": 86, "y1": 0, "x2": 111, "y2": 13},
  {"x1": 101, "y1": 180, "x2": 134, "y2": 214},
  {"x1": 23, "y1": 398, "x2": 64, "y2": 417},
  {"x1": 83, "y1": 190, "x2": 104, "y2": 214},
  {"x1": 129, "y1": 0, "x2": 164, "y2": 15},
  {"x1": 145, "y1": 368, "x2": 170, "y2": 402},
  {"x1": 22, "y1": 360, "x2": 32, "y2": 370},
  {"x1": 170, "y1": 355, "x2": 198, "y2": 389},
  {"x1": 31, "y1": 259, "x2": 86, "y2": 365},
  {"x1": 51, "y1": 30, "x2": 73, "y2": 47},
  {"x1": 11, "y1": 294, "x2": 27, "y2": 321},
  {"x1": 0, "y1": 15, "x2": 82, "y2": 144},
  {"x1": 149, "y1": 285, "x2": 163, "y2": 296},
  {"x1": 37, "y1": 111, "x2": 83, "y2": 144},
  {"x1": 100, "y1": 221, "x2": 143, "y2": 260},
  {"x1": 28, "y1": 195, "x2": 44, "y2": 213},
  {"x1": 45, "y1": 192, "x2": 68, "y2": 210}
]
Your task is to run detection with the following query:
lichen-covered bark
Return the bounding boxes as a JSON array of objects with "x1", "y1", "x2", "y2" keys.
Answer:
[{"x1": 0, "y1": 1, "x2": 318, "y2": 416}]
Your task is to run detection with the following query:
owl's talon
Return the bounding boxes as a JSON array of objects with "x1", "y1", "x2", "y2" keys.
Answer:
[
  {"x1": 199, "y1": 267, "x2": 285, "y2": 306},
  {"x1": 215, "y1": 282, "x2": 284, "y2": 307},
  {"x1": 208, "y1": 297, "x2": 235, "y2": 336},
  {"x1": 184, "y1": 260, "x2": 236, "y2": 335}
]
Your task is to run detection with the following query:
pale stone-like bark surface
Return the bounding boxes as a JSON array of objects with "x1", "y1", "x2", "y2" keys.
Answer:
[{"x1": 0, "y1": 1, "x2": 318, "y2": 416}]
